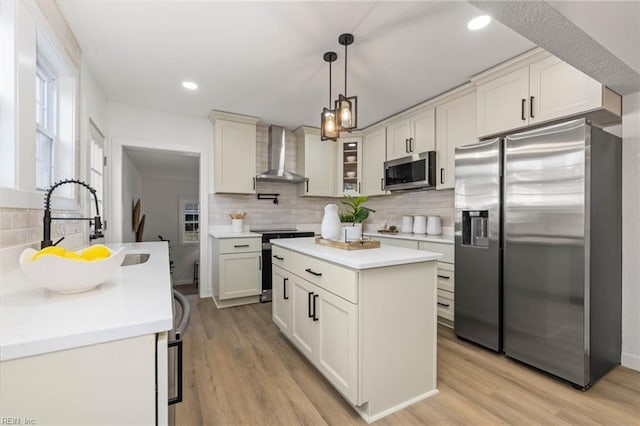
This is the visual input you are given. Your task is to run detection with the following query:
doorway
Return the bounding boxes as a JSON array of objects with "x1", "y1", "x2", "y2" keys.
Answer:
[{"x1": 123, "y1": 147, "x2": 200, "y2": 293}]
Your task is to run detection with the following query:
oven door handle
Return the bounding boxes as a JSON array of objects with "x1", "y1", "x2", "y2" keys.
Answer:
[{"x1": 168, "y1": 337, "x2": 183, "y2": 405}]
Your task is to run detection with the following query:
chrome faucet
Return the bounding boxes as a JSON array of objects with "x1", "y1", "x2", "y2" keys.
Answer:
[{"x1": 41, "y1": 179, "x2": 103, "y2": 249}]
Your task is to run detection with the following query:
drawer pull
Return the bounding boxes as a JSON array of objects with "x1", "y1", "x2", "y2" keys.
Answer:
[
  {"x1": 312, "y1": 294, "x2": 319, "y2": 321},
  {"x1": 308, "y1": 292, "x2": 314, "y2": 318},
  {"x1": 273, "y1": 254, "x2": 284, "y2": 260},
  {"x1": 437, "y1": 274, "x2": 450, "y2": 279},
  {"x1": 437, "y1": 302, "x2": 450, "y2": 308},
  {"x1": 234, "y1": 244, "x2": 250, "y2": 248},
  {"x1": 305, "y1": 268, "x2": 323, "y2": 277}
]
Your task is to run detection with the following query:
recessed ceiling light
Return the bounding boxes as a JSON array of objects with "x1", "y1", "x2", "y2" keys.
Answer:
[
  {"x1": 467, "y1": 15, "x2": 491, "y2": 31},
  {"x1": 182, "y1": 81, "x2": 198, "y2": 90}
]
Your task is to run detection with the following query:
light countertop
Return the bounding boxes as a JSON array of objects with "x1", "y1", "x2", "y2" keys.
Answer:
[
  {"x1": 271, "y1": 237, "x2": 441, "y2": 270},
  {"x1": 0, "y1": 242, "x2": 173, "y2": 362},
  {"x1": 364, "y1": 232, "x2": 454, "y2": 244},
  {"x1": 209, "y1": 231, "x2": 261, "y2": 239}
]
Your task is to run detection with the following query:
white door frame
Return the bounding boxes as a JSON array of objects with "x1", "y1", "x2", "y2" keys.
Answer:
[{"x1": 109, "y1": 137, "x2": 211, "y2": 298}]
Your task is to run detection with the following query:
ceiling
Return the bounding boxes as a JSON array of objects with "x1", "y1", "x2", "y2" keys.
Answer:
[
  {"x1": 57, "y1": 1, "x2": 535, "y2": 130},
  {"x1": 125, "y1": 148, "x2": 199, "y2": 182}
]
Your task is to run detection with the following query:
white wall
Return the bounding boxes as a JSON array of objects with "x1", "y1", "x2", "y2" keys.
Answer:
[
  {"x1": 141, "y1": 176, "x2": 199, "y2": 284},
  {"x1": 621, "y1": 91, "x2": 640, "y2": 371},
  {"x1": 107, "y1": 103, "x2": 212, "y2": 296},
  {"x1": 121, "y1": 151, "x2": 142, "y2": 243}
]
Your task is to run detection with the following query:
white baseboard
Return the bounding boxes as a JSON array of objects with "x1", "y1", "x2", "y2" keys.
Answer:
[
  {"x1": 621, "y1": 351, "x2": 640, "y2": 372},
  {"x1": 355, "y1": 389, "x2": 439, "y2": 424}
]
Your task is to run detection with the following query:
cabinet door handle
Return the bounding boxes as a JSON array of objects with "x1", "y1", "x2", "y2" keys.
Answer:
[
  {"x1": 252, "y1": 177, "x2": 256, "y2": 190},
  {"x1": 380, "y1": 178, "x2": 384, "y2": 191},
  {"x1": 168, "y1": 338, "x2": 183, "y2": 405},
  {"x1": 308, "y1": 292, "x2": 314, "y2": 318},
  {"x1": 234, "y1": 244, "x2": 249, "y2": 248},
  {"x1": 437, "y1": 302, "x2": 450, "y2": 308},
  {"x1": 409, "y1": 137, "x2": 413, "y2": 152},
  {"x1": 283, "y1": 277, "x2": 288, "y2": 300},
  {"x1": 313, "y1": 294, "x2": 319, "y2": 321},
  {"x1": 273, "y1": 254, "x2": 284, "y2": 260},
  {"x1": 440, "y1": 168, "x2": 445, "y2": 184},
  {"x1": 358, "y1": 182, "x2": 361, "y2": 193},
  {"x1": 521, "y1": 98, "x2": 526, "y2": 121},
  {"x1": 530, "y1": 96, "x2": 535, "y2": 118},
  {"x1": 405, "y1": 138, "x2": 409, "y2": 153},
  {"x1": 305, "y1": 268, "x2": 322, "y2": 277},
  {"x1": 258, "y1": 255, "x2": 261, "y2": 270},
  {"x1": 306, "y1": 180, "x2": 309, "y2": 193},
  {"x1": 437, "y1": 274, "x2": 450, "y2": 279}
]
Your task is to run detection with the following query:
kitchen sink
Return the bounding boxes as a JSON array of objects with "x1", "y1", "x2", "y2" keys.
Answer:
[{"x1": 121, "y1": 253, "x2": 150, "y2": 266}]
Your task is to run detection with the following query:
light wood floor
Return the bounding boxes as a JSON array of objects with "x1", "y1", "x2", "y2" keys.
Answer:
[{"x1": 176, "y1": 296, "x2": 640, "y2": 425}]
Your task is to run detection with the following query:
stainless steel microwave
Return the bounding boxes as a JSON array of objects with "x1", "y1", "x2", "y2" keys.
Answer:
[{"x1": 384, "y1": 151, "x2": 436, "y2": 192}]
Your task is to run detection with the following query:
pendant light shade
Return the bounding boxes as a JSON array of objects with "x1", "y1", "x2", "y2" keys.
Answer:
[
  {"x1": 335, "y1": 33, "x2": 357, "y2": 132},
  {"x1": 321, "y1": 51, "x2": 338, "y2": 141}
]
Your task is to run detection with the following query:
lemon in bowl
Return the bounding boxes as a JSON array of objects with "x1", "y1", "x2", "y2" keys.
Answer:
[{"x1": 20, "y1": 244, "x2": 126, "y2": 294}]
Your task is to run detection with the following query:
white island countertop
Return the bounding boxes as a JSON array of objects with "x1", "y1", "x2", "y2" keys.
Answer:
[
  {"x1": 272, "y1": 237, "x2": 442, "y2": 270},
  {"x1": 0, "y1": 242, "x2": 173, "y2": 362}
]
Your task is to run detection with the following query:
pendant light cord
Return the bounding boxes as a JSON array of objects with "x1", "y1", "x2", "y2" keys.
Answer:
[
  {"x1": 329, "y1": 60, "x2": 332, "y2": 106},
  {"x1": 344, "y1": 43, "x2": 348, "y2": 97}
]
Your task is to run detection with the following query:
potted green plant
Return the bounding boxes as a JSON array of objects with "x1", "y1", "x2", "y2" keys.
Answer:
[{"x1": 339, "y1": 195, "x2": 375, "y2": 241}]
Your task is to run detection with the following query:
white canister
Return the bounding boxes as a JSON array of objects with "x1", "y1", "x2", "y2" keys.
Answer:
[
  {"x1": 427, "y1": 216, "x2": 442, "y2": 235},
  {"x1": 231, "y1": 219, "x2": 244, "y2": 233},
  {"x1": 321, "y1": 204, "x2": 342, "y2": 240},
  {"x1": 413, "y1": 215, "x2": 427, "y2": 234},
  {"x1": 401, "y1": 216, "x2": 414, "y2": 233}
]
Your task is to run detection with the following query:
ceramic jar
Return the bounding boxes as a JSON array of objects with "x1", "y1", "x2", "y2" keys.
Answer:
[
  {"x1": 413, "y1": 215, "x2": 427, "y2": 234},
  {"x1": 427, "y1": 216, "x2": 442, "y2": 235},
  {"x1": 401, "y1": 216, "x2": 414, "y2": 233},
  {"x1": 321, "y1": 204, "x2": 342, "y2": 240}
]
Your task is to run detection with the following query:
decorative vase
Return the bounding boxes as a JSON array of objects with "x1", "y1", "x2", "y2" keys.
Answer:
[{"x1": 321, "y1": 204, "x2": 342, "y2": 241}]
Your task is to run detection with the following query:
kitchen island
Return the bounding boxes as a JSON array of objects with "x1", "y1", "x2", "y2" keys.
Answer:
[
  {"x1": 0, "y1": 242, "x2": 173, "y2": 425},
  {"x1": 270, "y1": 237, "x2": 441, "y2": 423}
]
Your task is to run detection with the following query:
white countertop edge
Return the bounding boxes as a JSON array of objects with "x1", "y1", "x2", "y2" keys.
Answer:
[
  {"x1": 271, "y1": 238, "x2": 441, "y2": 270},
  {"x1": 1, "y1": 318, "x2": 172, "y2": 362},
  {"x1": 364, "y1": 232, "x2": 454, "y2": 244}
]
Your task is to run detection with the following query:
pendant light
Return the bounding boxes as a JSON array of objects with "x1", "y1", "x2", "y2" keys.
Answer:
[
  {"x1": 335, "y1": 33, "x2": 357, "y2": 132},
  {"x1": 321, "y1": 51, "x2": 338, "y2": 141}
]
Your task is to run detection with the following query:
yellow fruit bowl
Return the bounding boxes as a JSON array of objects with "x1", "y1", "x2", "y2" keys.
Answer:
[{"x1": 19, "y1": 245, "x2": 126, "y2": 294}]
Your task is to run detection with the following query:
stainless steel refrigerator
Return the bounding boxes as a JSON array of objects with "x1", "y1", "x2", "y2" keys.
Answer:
[{"x1": 454, "y1": 118, "x2": 622, "y2": 389}]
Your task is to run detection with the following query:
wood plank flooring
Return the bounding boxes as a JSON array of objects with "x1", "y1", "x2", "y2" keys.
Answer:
[{"x1": 176, "y1": 296, "x2": 640, "y2": 425}]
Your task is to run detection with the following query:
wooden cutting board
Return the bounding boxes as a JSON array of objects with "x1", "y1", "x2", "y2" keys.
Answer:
[{"x1": 315, "y1": 236, "x2": 381, "y2": 250}]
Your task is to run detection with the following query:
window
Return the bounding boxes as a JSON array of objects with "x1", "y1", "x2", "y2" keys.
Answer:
[
  {"x1": 179, "y1": 198, "x2": 199, "y2": 244},
  {"x1": 35, "y1": 60, "x2": 56, "y2": 190},
  {"x1": 89, "y1": 123, "x2": 105, "y2": 219}
]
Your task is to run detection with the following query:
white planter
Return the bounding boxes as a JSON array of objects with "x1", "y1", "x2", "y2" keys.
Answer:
[{"x1": 342, "y1": 223, "x2": 363, "y2": 242}]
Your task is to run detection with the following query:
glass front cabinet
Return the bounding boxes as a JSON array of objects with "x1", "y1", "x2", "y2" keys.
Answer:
[{"x1": 337, "y1": 137, "x2": 362, "y2": 196}]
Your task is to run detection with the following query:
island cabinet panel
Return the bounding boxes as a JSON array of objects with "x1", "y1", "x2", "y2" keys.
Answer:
[
  {"x1": 272, "y1": 265, "x2": 292, "y2": 338},
  {"x1": 272, "y1": 244, "x2": 438, "y2": 423}
]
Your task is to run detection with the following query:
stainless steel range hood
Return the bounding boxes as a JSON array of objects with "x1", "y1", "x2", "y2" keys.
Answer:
[{"x1": 255, "y1": 125, "x2": 308, "y2": 183}]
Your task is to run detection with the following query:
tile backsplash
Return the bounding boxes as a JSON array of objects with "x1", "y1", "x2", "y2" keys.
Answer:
[{"x1": 209, "y1": 125, "x2": 454, "y2": 231}]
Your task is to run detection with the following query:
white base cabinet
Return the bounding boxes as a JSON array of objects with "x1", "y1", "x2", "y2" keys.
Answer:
[
  {"x1": 0, "y1": 333, "x2": 166, "y2": 425},
  {"x1": 212, "y1": 236, "x2": 262, "y2": 307},
  {"x1": 271, "y1": 245, "x2": 437, "y2": 422}
]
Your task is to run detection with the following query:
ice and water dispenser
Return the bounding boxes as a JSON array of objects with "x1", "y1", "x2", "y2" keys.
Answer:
[{"x1": 462, "y1": 210, "x2": 489, "y2": 248}]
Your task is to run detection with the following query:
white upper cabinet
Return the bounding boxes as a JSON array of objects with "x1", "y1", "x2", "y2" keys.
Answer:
[
  {"x1": 435, "y1": 90, "x2": 477, "y2": 190},
  {"x1": 475, "y1": 51, "x2": 621, "y2": 138},
  {"x1": 209, "y1": 111, "x2": 260, "y2": 194},
  {"x1": 295, "y1": 126, "x2": 336, "y2": 197},
  {"x1": 361, "y1": 127, "x2": 387, "y2": 196},
  {"x1": 476, "y1": 67, "x2": 529, "y2": 138},
  {"x1": 386, "y1": 108, "x2": 435, "y2": 161},
  {"x1": 529, "y1": 56, "x2": 602, "y2": 124}
]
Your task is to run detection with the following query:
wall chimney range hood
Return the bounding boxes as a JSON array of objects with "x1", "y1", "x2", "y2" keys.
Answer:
[{"x1": 255, "y1": 125, "x2": 308, "y2": 183}]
